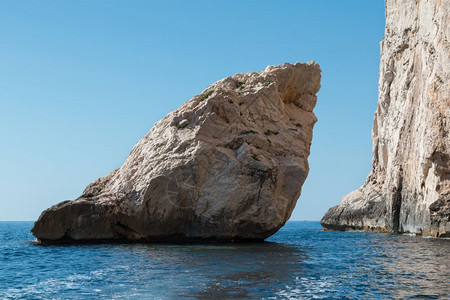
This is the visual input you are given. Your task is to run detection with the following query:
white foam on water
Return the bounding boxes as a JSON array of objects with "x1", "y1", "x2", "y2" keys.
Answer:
[
  {"x1": 273, "y1": 276, "x2": 339, "y2": 300},
  {"x1": 402, "y1": 233, "x2": 417, "y2": 237},
  {"x1": 0, "y1": 267, "x2": 122, "y2": 299}
]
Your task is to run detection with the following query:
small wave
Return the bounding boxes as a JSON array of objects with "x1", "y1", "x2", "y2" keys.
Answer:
[{"x1": 422, "y1": 235, "x2": 450, "y2": 240}]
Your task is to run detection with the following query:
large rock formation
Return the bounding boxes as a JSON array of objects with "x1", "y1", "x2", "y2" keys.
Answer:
[
  {"x1": 32, "y1": 62, "x2": 321, "y2": 243},
  {"x1": 321, "y1": 0, "x2": 449, "y2": 237}
]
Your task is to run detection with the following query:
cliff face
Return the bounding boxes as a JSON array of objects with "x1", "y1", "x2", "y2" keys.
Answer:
[
  {"x1": 32, "y1": 62, "x2": 321, "y2": 243},
  {"x1": 322, "y1": 0, "x2": 450, "y2": 237}
]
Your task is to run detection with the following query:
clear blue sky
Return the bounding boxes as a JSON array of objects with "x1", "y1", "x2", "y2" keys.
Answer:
[{"x1": 0, "y1": 1, "x2": 385, "y2": 221}]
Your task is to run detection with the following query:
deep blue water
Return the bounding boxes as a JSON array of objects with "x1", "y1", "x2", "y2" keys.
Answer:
[{"x1": 0, "y1": 222, "x2": 449, "y2": 299}]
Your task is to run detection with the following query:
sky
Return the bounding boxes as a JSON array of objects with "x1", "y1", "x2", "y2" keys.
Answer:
[{"x1": 0, "y1": 0, "x2": 385, "y2": 221}]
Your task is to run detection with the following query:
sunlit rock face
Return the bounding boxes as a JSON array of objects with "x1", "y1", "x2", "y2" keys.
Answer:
[
  {"x1": 32, "y1": 62, "x2": 321, "y2": 243},
  {"x1": 322, "y1": 0, "x2": 450, "y2": 237}
]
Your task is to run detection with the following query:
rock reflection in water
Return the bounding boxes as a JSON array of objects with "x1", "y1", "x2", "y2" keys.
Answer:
[
  {"x1": 364, "y1": 235, "x2": 450, "y2": 299},
  {"x1": 177, "y1": 243, "x2": 305, "y2": 298}
]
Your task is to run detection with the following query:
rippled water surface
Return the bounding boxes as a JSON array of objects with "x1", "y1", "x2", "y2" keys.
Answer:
[{"x1": 0, "y1": 221, "x2": 449, "y2": 299}]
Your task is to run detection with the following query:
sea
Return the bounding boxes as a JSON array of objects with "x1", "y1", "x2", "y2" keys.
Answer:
[{"x1": 0, "y1": 221, "x2": 449, "y2": 299}]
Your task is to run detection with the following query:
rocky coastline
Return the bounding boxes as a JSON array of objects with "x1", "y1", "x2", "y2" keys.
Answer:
[{"x1": 321, "y1": 0, "x2": 449, "y2": 237}]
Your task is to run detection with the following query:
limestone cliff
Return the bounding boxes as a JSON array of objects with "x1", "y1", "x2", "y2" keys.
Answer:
[
  {"x1": 321, "y1": 0, "x2": 450, "y2": 237},
  {"x1": 32, "y1": 62, "x2": 321, "y2": 243}
]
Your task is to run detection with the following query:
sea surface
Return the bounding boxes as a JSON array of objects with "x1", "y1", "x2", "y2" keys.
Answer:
[{"x1": 0, "y1": 221, "x2": 449, "y2": 299}]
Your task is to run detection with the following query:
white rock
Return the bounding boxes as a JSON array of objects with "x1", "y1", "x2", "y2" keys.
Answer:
[
  {"x1": 321, "y1": 0, "x2": 450, "y2": 237},
  {"x1": 32, "y1": 62, "x2": 321, "y2": 243}
]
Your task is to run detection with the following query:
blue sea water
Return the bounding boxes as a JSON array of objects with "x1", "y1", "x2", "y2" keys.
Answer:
[{"x1": 0, "y1": 221, "x2": 449, "y2": 299}]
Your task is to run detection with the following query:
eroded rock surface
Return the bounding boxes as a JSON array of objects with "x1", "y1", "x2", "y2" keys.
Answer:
[
  {"x1": 321, "y1": 0, "x2": 450, "y2": 237},
  {"x1": 32, "y1": 62, "x2": 321, "y2": 243}
]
